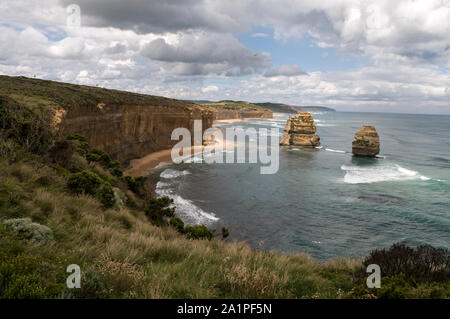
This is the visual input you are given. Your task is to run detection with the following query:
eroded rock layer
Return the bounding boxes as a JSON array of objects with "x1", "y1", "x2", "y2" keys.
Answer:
[
  {"x1": 352, "y1": 126, "x2": 380, "y2": 157},
  {"x1": 280, "y1": 112, "x2": 321, "y2": 147}
]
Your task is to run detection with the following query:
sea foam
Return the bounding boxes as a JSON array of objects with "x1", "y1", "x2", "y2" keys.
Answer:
[
  {"x1": 341, "y1": 164, "x2": 430, "y2": 184},
  {"x1": 160, "y1": 169, "x2": 190, "y2": 179},
  {"x1": 156, "y1": 170, "x2": 219, "y2": 225}
]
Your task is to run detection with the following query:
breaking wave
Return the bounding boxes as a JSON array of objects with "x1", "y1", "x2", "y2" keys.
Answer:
[
  {"x1": 341, "y1": 164, "x2": 431, "y2": 184},
  {"x1": 156, "y1": 169, "x2": 219, "y2": 225}
]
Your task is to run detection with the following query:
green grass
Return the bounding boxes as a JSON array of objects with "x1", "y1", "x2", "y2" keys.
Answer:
[
  {"x1": 0, "y1": 75, "x2": 200, "y2": 112},
  {"x1": 200, "y1": 100, "x2": 264, "y2": 110}
]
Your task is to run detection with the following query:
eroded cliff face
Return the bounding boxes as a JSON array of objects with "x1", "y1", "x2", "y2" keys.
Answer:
[
  {"x1": 210, "y1": 108, "x2": 272, "y2": 120},
  {"x1": 352, "y1": 126, "x2": 380, "y2": 157},
  {"x1": 280, "y1": 112, "x2": 321, "y2": 147},
  {"x1": 59, "y1": 103, "x2": 213, "y2": 163}
]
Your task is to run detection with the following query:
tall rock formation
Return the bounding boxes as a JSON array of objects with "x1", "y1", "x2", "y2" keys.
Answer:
[
  {"x1": 280, "y1": 112, "x2": 321, "y2": 147},
  {"x1": 352, "y1": 126, "x2": 380, "y2": 157}
]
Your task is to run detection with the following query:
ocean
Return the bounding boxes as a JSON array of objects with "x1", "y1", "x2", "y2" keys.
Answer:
[{"x1": 153, "y1": 112, "x2": 450, "y2": 261}]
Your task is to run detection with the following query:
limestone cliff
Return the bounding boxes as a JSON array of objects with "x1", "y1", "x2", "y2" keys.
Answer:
[
  {"x1": 60, "y1": 103, "x2": 212, "y2": 163},
  {"x1": 0, "y1": 75, "x2": 213, "y2": 164},
  {"x1": 352, "y1": 126, "x2": 380, "y2": 157},
  {"x1": 280, "y1": 112, "x2": 321, "y2": 147}
]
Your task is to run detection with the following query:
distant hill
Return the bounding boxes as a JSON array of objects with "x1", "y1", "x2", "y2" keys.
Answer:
[
  {"x1": 294, "y1": 106, "x2": 336, "y2": 112},
  {"x1": 255, "y1": 102, "x2": 335, "y2": 113},
  {"x1": 253, "y1": 102, "x2": 299, "y2": 113},
  {"x1": 187, "y1": 100, "x2": 336, "y2": 113}
]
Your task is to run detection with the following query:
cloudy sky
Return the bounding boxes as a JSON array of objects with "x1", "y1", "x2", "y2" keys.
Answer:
[{"x1": 1, "y1": 0, "x2": 449, "y2": 113}]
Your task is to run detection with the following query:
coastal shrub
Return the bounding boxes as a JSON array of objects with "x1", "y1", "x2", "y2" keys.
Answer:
[
  {"x1": 66, "y1": 133, "x2": 87, "y2": 143},
  {"x1": 48, "y1": 140, "x2": 74, "y2": 167},
  {"x1": 109, "y1": 160, "x2": 123, "y2": 177},
  {"x1": 2, "y1": 218, "x2": 54, "y2": 245},
  {"x1": 122, "y1": 176, "x2": 147, "y2": 193},
  {"x1": 86, "y1": 149, "x2": 111, "y2": 167},
  {"x1": 98, "y1": 184, "x2": 115, "y2": 209},
  {"x1": 0, "y1": 96, "x2": 53, "y2": 156},
  {"x1": 185, "y1": 225, "x2": 214, "y2": 241},
  {"x1": 67, "y1": 134, "x2": 89, "y2": 155},
  {"x1": 71, "y1": 268, "x2": 109, "y2": 299},
  {"x1": 358, "y1": 243, "x2": 450, "y2": 283},
  {"x1": 221, "y1": 227, "x2": 230, "y2": 239},
  {"x1": 145, "y1": 196, "x2": 175, "y2": 226},
  {"x1": 169, "y1": 217, "x2": 184, "y2": 232},
  {"x1": 67, "y1": 170, "x2": 102, "y2": 195}
]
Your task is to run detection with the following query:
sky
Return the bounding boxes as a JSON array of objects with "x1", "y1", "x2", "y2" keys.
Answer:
[{"x1": 0, "y1": 0, "x2": 449, "y2": 114}]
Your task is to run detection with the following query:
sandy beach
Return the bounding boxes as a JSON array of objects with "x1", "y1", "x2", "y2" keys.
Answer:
[{"x1": 124, "y1": 116, "x2": 276, "y2": 176}]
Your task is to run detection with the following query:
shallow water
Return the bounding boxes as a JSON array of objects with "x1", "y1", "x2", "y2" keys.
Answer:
[{"x1": 154, "y1": 112, "x2": 450, "y2": 261}]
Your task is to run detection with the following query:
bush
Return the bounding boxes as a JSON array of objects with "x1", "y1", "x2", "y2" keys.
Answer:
[
  {"x1": 67, "y1": 170, "x2": 102, "y2": 195},
  {"x1": 67, "y1": 134, "x2": 89, "y2": 155},
  {"x1": 2, "y1": 218, "x2": 54, "y2": 245},
  {"x1": 145, "y1": 197, "x2": 175, "y2": 226},
  {"x1": 169, "y1": 217, "x2": 184, "y2": 232},
  {"x1": 359, "y1": 243, "x2": 450, "y2": 283},
  {"x1": 48, "y1": 140, "x2": 74, "y2": 167},
  {"x1": 86, "y1": 149, "x2": 111, "y2": 167},
  {"x1": 122, "y1": 176, "x2": 147, "y2": 193},
  {"x1": 98, "y1": 184, "x2": 115, "y2": 209},
  {"x1": 72, "y1": 268, "x2": 109, "y2": 299},
  {"x1": 0, "y1": 96, "x2": 53, "y2": 156},
  {"x1": 185, "y1": 225, "x2": 214, "y2": 241},
  {"x1": 221, "y1": 227, "x2": 230, "y2": 239},
  {"x1": 109, "y1": 160, "x2": 123, "y2": 177}
]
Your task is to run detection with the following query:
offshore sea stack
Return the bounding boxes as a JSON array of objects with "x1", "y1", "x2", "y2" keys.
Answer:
[
  {"x1": 280, "y1": 112, "x2": 321, "y2": 147},
  {"x1": 352, "y1": 126, "x2": 380, "y2": 157}
]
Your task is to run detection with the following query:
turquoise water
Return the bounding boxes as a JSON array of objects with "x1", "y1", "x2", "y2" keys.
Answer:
[{"x1": 154, "y1": 112, "x2": 450, "y2": 261}]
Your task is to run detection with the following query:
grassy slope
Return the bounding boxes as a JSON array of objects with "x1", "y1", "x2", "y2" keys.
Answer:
[
  {"x1": 0, "y1": 159, "x2": 360, "y2": 298},
  {"x1": 0, "y1": 75, "x2": 199, "y2": 111}
]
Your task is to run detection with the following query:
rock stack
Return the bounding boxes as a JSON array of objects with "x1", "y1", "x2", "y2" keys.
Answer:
[
  {"x1": 280, "y1": 112, "x2": 321, "y2": 147},
  {"x1": 352, "y1": 126, "x2": 380, "y2": 157}
]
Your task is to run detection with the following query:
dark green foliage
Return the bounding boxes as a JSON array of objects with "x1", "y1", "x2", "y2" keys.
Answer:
[
  {"x1": 122, "y1": 176, "x2": 147, "y2": 193},
  {"x1": 145, "y1": 196, "x2": 175, "y2": 226},
  {"x1": 169, "y1": 217, "x2": 184, "y2": 232},
  {"x1": 98, "y1": 184, "x2": 115, "y2": 209},
  {"x1": 67, "y1": 134, "x2": 89, "y2": 156},
  {"x1": 349, "y1": 243, "x2": 450, "y2": 299},
  {"x1": 108, "y1": 160, "x2": 123, "y2": 177},
  {"x1": 0, "y1": 227, "x2": 66, "y2": 299},
  {"x1": 86, "y1": 149, "x2": 111, "y2": 167},
  {"x1": 67, "y1": 171, "x2": 102, "y2": 195},
  {"x1": 72, "y1": 268, "x2": 109, "y2": 299},
  {"x1": 359, "y1": 243, "x2": 450, "y2": 283},
  {"x1": 34, "y1": 176, "x2": 53, "y2": 187},
  {"x1": 48, "y1": 140, "x2": 74, "y2": 166},
  {"x1": 221, "y1": 227, "x2": 230, "y2": 239},
  {"x1": 0, "y1": 96, "x2": 53, "y2": 157},
  {"x1": 66, "y1": 134, "x2": 87, "y2": 143},
  {"x1": 185, "y1": 225, "x2": 214, "y2": 241}
]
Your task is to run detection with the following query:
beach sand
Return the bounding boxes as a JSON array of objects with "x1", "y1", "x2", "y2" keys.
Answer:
[{"x1": 124, "y1": 116, "x2": 273, "y2": 177}]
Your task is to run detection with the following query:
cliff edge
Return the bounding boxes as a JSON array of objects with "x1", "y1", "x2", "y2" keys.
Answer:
[{"x1": 0, "y1": 75, "x2": 213, "y2": 164}]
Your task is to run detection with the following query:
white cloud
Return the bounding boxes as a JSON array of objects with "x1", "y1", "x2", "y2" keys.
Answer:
[
  {"x1": 201, "y1": 85, "x2": 219, "y2": 93},
  {"x1": 0, "y1": 0, "x2": 448, "y2": 113}
]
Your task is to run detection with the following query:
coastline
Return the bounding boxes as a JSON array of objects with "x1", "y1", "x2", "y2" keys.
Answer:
[{"x1": 124, "y1": 116, "x2": 273, "y2": 177}]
